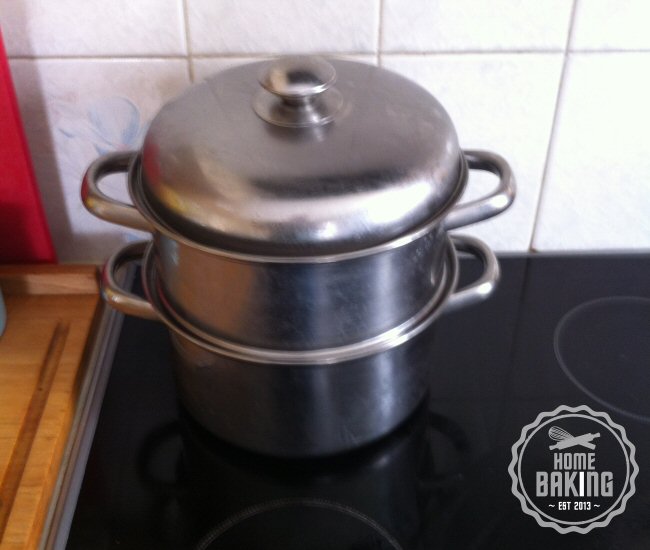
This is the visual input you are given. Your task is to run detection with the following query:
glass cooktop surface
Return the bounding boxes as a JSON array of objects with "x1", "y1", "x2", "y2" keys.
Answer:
[{"x1": 64, "y1": 254, "x2": 650, "y2": 549}]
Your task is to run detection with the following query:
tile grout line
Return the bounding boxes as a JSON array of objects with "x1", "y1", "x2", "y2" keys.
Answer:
[
  {"x1": 528, "y1": 0, "x2": 579, "y2": 252},
  {"x1": 381, "y1": 48, "x2": 650, "y2": 55},
  {"x1": 383, "y1": 48, "x2": 566, "y2": 55},
  {"x1": 6, "y1": 52, "x2": 377, "y2": 61},
  {"x1": 377, "y1": 0, "x2": 384, "y2": 67},
  {"x1": 8, "y1": 48, "x2": 650, "y2": 63},
  {"x1": 569, "y1": 48, "x2": 650, "y2": 53},
  {"x1": 180, "y1": 0, "x2": 194, "y2": 82},
  {"x1": 7, "y1": 54, "x2": 190, "y2": 61}
]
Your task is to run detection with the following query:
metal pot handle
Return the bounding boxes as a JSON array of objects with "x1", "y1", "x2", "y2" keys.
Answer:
[
  {"x1": 445, "y1": 234, "x2": 500, "y2": 314},
  {"x1": 101, "y1": 241, "x2": 158, "y2": 321},
  {"x1": 81, "y1": 151, "x2": 153, "y2": 232},
  {"x1": 443, "y1": 150, "x2": 516, "y2": 230}
]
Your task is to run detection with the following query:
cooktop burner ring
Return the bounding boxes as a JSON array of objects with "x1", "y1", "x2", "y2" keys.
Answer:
[
  {"x1": 554, "y1": 295, "x2": 650, "y2": 424},
  {"x1": 194, "y1": 497, "x2": 403, "y2": 550}
]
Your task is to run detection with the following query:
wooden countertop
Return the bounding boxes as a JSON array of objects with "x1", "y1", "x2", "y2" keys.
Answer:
[{"x1": 0, "y1": 265, "x2": 100, "y2": 550}]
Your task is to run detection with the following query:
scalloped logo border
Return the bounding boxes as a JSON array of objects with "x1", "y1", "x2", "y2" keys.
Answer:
[{"x1": 508, "y1": 405, "x2": 638, "y2": 534}]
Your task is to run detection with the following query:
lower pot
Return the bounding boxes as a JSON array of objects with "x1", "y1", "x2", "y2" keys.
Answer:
[{"x1": 101, "y1": 234, "x2": 498, "y2": 457}]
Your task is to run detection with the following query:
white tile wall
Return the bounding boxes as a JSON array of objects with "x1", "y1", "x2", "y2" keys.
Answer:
[
  {"x1": 382, "y1": 0, "x2": 573, "y2": 52},
  {"x1": 192, "y1": 54, "x2": 377, "y2": 82},
  {"x1": 0, "y1": 0, "x2": 186, "y2": 56},
  {"x1": 571, "y1": 0, "x2": 650, "y2": 50},
  {"x1": 186, "y1": 0, "x2": 379, "y2": 54},
  {"x1": 191, "y1": 57, "x2": 265, "y2": 82},
  {"x1": 1, "y1": 0, "x2": 649, "y2": 260},
  {"x1": 532, "y1": 53, "x2": 650, "y2": 250},
  {"x1": 383, "y1": 54, "x2": 563, "y2": 251},
  {"x1": 9, "y1": 59, "x2": 190, "y2": 261}
]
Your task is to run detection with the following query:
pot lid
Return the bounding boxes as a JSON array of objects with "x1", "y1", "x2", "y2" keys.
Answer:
[{"x1": 138, "y1": 56, "x2": 464, "y2": 255}]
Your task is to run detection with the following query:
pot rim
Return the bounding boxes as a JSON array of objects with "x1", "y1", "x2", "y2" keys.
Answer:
[
  {"x1": 141, "y1": 235, "x2": 460, "y2": 365},
  {"x1": 128, "y1": 154, "x2": 468, "y2": 264}
]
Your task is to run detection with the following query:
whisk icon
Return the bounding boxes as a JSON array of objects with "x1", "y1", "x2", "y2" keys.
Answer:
[{"x1": 548, "y1": 426, "x2": 600, "y2": 450}]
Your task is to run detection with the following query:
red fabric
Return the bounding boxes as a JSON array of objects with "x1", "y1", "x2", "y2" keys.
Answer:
[{"x1": 0, "y1": 29, "x2": 56, "y2": 263}]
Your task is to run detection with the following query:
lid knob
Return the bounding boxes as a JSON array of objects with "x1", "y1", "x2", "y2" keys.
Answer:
[
  {"x1": 260, "y1": 56, "x2": 336, "y2": 100},
  {"x1": 254, "y1": 56, "x2": 343, "y2": 128}
]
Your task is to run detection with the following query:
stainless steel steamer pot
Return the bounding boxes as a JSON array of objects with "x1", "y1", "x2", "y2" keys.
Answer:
[
  {"x1": 102, "y1": 234, "x2": 497, "y2": 457},
  {"x1": 82, "y1": 56, "x2": 515, "y2": 351}
]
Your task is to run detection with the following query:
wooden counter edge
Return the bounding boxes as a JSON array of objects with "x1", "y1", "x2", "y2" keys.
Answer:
[
  {"x1": 0, "y1": 265, "x2": 99, "y2": 296},
  {"x1": 0, "y1": 265, "x2": 103, "y2": 549}
]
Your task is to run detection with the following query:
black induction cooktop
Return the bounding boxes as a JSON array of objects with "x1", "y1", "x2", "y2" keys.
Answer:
[{"x1": 58, "y1": 253, "x2": 650, "y2": 549}]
